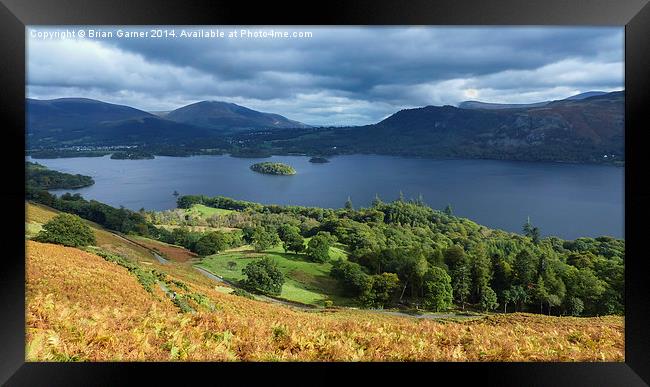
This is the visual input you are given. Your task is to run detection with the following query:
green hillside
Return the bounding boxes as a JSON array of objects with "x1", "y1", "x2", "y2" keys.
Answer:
[{"x1": 198, "y1": 242, "x2": 352, "y2": 306}]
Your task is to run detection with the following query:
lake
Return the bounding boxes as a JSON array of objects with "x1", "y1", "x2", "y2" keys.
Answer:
[{"x1": 28, "y1": 154, "x2": 624, "y2": 240}]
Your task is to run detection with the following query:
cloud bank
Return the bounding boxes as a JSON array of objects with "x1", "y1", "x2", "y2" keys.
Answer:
[{"x1": 27, "y1": 26, "x2": 623, "y2": 126}]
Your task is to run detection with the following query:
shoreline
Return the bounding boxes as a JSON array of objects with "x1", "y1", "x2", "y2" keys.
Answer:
[{"x1": 26, "y1": 151, "x2": 625, "y2": 167}]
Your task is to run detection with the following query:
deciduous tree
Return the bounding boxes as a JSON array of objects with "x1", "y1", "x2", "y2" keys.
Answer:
[
  {"x1": 242, "y1": 257, "x2": 284, "y2": 295},
  {"x1": 422, "y1": 267, "x2": 453, "y2": 312},
  {"x1": 35, "y1": 213, "x2": 96, "y2": 247}
]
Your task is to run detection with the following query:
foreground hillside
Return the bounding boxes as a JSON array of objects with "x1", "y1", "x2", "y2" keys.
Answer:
[
  {"x1": 25, "y1": 201, "x2": 624, "y2": 361},
  {"x1": 25, "y1": 241, "x2": 625, "y2": 361}
]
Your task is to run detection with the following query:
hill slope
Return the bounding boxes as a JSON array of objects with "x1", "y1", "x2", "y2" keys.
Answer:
[
  {"x1": 373, "y1": 91, "x2": 623, "y2": 155},
  {"x1": 26, "y1": 240, "x2": 624, "y2": 361},
  {"x1": 27, "y1": 98, "x2": 154, "y2": 130},
  {"x1": 166, "y1": 100, "x2": 309, "y2": 131},
  {"x1": 25, "y1": 201, "x2": 624, "y2": 361}
]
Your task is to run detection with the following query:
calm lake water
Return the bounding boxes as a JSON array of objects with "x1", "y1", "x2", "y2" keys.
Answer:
[{"x1": 28, "y1": 154, "x2": 624, "y2": 239}]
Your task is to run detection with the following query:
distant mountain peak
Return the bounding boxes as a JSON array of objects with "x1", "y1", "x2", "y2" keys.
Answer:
[{"x1": 166, "y1": 100, "x2": 309, "y2": 131}]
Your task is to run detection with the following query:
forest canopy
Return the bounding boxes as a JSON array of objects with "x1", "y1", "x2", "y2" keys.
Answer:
[{"x1": 171, "y1": 193, "x2": 624, "y2": 316}]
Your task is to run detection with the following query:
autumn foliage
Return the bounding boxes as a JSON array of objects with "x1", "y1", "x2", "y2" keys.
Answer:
[{"x1": 26, "y1": 241, "x2": 624, "y2": 362}]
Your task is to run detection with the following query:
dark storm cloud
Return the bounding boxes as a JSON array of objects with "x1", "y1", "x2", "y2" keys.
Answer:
[{"x1": 27, "y1": 26, "x2": 623, "y2": 126}]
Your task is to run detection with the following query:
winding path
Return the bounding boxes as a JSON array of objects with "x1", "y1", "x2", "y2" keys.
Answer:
[
  {"x1": 153, "y1": 253, "x2": 169, "y2": 264},
  {"x1": 112, "y1": 232, "x2": 170, "y2": 264},
  {"x1": 118, "y1": 232, "x2": 481, "y2": 321}
]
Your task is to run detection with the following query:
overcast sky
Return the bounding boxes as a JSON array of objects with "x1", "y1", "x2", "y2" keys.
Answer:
[{"x1": 27, "y1": 26, "x2": 623, "y2": 126}]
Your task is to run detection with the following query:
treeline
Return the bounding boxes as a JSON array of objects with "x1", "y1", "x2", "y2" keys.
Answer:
[
  {"x1": 178, "y1": 195, "x2": 263, "y2": 211},
  {"x1": 231, "y1": 137, "x2": 624, "y2": 166},
  {"x1": 185, "y1": 194, "x2": 624, "y2": 316},
  {"x1": 26, "y1": 162, "x2": 95, "y2": 190},
  {"x1": 177, "y1": 194, "x2": 339, "y2": 221},
  {"x1": 27, "y1": 188, "x2": 150, "y2": 234},
  {"x1": 154, "y1": 226, "x2": 244, "y2": 256}
]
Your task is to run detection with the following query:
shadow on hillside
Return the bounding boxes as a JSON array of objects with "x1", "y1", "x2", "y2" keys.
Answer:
[
  {"x1": 288, "y1": 269, "x2": 336, "y2": 291},
  {"x1": 273, "y1": 251, "x2": 314, "y2": 263}
]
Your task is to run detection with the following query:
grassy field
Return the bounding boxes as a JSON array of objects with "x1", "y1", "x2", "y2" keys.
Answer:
[
  {"x1": 25, "y1": 239, "x2": 625, "y2": 361},
  {"x1": 197, "y1": 242, "x2": 353, "y2": 306},
  {"x1": 185, "y1": 204, "x2": 234, "y2": 218}
]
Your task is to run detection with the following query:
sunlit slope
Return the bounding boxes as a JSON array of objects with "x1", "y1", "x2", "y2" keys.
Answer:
[
  {"x1": 26, "y1": 202, "x2": 155, "y2": 262},
  {"x1": 26, "y1": 242, "x2": 173, "y2": 311},
  {"x1": 26, "y1": 241, "x2": 177, "y2": 360},
  {"x1": 198, "y1": 244, "x2": 353, "y2": 306},
  {"x1": 25, "y1": 237, "x2": 624, "y2": 361}
]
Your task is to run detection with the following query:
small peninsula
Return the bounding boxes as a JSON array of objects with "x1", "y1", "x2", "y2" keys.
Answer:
[
  {"x1": 26, "y1": 161, "x2": 95, "y2": 190},
  {"x1": 250, "y1": 162, "x2": 296, "y2": 175}
]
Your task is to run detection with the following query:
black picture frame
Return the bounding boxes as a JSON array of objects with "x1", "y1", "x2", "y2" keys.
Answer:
[{"x1": 1, "y1": 0, "x2": 649, "y2": 385}]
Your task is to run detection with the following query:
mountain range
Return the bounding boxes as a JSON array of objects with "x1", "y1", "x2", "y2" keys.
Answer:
[
  {"x1": 235, "y1": 91, "x2": 624, "y2": 163},
  {"x1": 372, "y1": 91, "x2": 623, "y2": 161},
  {"x1": 457, "y1": 91, "x2": 609, "y2": 110},
  {"x1": 26, "y1": 98, "x2": 308, "y2": 147},
  {"x1": 26, "y1": 91, "x2": 624, "y2": 163}
]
